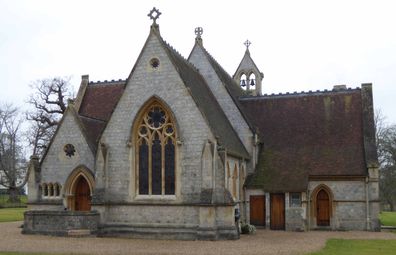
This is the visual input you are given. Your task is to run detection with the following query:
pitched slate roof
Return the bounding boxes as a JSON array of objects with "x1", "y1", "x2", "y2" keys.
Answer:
[
  {"x1": 196, "y1": 44, "x2": 245, "y2": 99},
  {"x1": 78, "y1": 115, "x2": 106, "y2": 149},
  {"x1": 156, "y1": 32, "x2": 250, "y2": 159},
  {"x1": 241, "y1": 88, "x2": 371, "y2": 192},
  {"x1": 190, "y1": 42, "x2": 256, "y2": 132}
]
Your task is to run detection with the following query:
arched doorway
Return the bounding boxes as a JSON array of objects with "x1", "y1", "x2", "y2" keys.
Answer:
[
  {"x1": 316, "y1": 189, "x2": 330, "y2": 226},
  {"x1": 74, "y1": 176, "x2": 91, "y2": 211},
  {"x1": 64, "y1": 166, "x2": 95, "y2": 211}
]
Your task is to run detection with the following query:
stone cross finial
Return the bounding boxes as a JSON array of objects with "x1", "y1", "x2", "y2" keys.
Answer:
[
  {"x1": 195, "y1": 27, "x2": 203, "y2": 37},
  {"x1": 148, "y1": 7, "x2": 162, "y2": 24},
  {"x1": 244, "y1": 40, "x2": 251, "y2": 49}
]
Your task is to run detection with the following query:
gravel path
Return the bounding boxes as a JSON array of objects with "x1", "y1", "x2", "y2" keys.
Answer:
[{"x1": 1, "y1": 222, "x2": 395, "y2": 255}]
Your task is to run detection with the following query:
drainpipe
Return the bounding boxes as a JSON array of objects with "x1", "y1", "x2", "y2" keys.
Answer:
[
  {"x1": 365, "y1": 176, "x2": 370, "y2": 230},
  {"x1": 307, "y1": 189, "x2": 310, "y2": 231},
  {"x1": 243, "y1": 185, "x2": 247, "y2": 224},
  {"x1": 253, "y1": 133, "x2": 258, "y2": 167}
]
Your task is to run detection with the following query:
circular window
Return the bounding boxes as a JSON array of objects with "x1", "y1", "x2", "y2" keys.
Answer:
[
  {"x1": 150, "y1": 58, "x2": 160, "y2": 69},
  {"x1": 64, "y1": 144, "x2": 76, "y2": 158}
]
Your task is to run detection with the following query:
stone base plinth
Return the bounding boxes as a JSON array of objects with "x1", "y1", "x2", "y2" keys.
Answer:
[{"x1": 22, "y1": 210, "x2": 100, "y2": 236}]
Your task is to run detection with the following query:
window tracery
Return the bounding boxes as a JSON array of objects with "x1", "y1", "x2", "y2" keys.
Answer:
[{"x1": 136, "y1": 102, "x2": 176, "y2": 195}]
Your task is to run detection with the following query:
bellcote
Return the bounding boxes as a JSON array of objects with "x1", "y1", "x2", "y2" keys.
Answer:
[{"x1": 233, "y1": 40, "x2": 263, "y2": 96}]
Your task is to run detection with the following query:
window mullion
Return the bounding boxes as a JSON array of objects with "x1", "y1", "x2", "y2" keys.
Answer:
[
  {"x1": 148, "y1": 136, "x2": 153, "y2": 195},
  {"x1": 136, "y1": 139, "x2": 140, "y2": 195},
  {"x1": 161, "y1": 133, "x2": 165, "y2": 195}
]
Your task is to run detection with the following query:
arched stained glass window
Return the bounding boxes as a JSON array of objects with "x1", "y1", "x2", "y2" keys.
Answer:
[{"x1": 136, "y1": 101, "x2": 176, "y2": 195}]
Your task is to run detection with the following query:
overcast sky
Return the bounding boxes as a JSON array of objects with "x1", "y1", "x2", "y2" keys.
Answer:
[{"x1": 1, "y1": 0, "x2": 395, "y2": 123}]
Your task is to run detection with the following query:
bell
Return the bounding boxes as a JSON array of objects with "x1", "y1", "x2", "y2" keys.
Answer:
[
  {"x1": 250, "y1": 79, "x2": 255, "y2": 86},
  {"x1": 240, "y1": 79, "x2": 246, "y2": 87}
]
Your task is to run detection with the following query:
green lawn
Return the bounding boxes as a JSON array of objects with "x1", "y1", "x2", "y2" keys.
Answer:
[
  {"x1": 0, "y1": 195, "x2": 27, "y2": 208},
  {"x1": 0, "y1": 208, "x2": 26, "y2": 222},
  {"x1": 307, "y1": 239, "x2": 396, "y2": 255},
  {"x1": 379, "y1": 211, "x2": 396, "y2": 226}
]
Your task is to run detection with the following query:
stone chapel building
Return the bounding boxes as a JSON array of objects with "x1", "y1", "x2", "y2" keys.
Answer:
[{"x1": 23, "y1": 8, "x2": 380, "y2": 240}]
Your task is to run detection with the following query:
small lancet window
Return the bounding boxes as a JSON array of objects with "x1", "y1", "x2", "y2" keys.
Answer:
[
  {"x1": 232, "y1": 164, "x2": 238, "y2": 199},
  {"x1": 54, "y1": 183, "x2": 61, "y2": 197},
  {"x1": 48, "y1": 183, "x2": 54, "y2": 196},
  {"x1": 240, "y1": 74, "x2": 247, "y2": 90},
  {"x1": 136, "y1": 101, "x2": 176, "y2": 196},
  {"x1": 42, "y1": 183, "x2": 48, "y2": 197},
  {"x1": 248, "y1": 73, "x2": 256, "y2": 90}
]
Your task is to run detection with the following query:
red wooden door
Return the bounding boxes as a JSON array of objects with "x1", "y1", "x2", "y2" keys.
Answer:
[
  {"x1": 250, "y1": 195, "x2": 266, "y2": 226},
  {"x1": 74, "y1": 176, "x2": 91, "y2": 211},
  {"x1": 317, "y1": 189, "x2": 330, "y2": 226},
  {"x1": 270, "y1": 193, "x2": 285, "y2": 230}
]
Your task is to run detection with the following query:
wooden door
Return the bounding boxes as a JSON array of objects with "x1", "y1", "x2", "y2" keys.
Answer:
[
  {"x1": 250, "y1": 195, "x2": 266, "y2": 226},
  {"x1": 270, "y1": 193, "x2": 285, "y2": 230},
  {"x1": 316, "y1": 189, "x2": 330, "y2": 226},
  {"x1": 74, "y1": 176, "x2": 91, "y2": 211}
]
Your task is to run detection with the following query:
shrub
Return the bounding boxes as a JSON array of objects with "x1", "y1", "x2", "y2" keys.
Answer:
[{"x1": 241, "y1": 223, "x2": 256, "y2": 234}]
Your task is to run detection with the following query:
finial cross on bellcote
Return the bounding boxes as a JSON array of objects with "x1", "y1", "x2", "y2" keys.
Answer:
[
  {"x1": 244, "y1": 39, "x2": 251, "y2": 49},
  {"x1": 195, "y1": 27, "x2": 203, "y2": 37},
  {"x1": 148, "y1": 7, "x2": 162, "y2": 24}
]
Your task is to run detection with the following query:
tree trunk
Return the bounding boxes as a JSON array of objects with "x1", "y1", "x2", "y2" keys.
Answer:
[{"x1": 7, "y1": 186, "x2": 21, "y2": 203}]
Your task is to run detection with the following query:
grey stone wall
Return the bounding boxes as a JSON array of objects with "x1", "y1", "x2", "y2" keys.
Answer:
[
  {"x1": 285, "y1": 192, "x2": 306, "y2": 231},
  {"x1": 285, "y1": 207, "x2": 305, "y2": 231},
  {"x1": 92, "y1": 32, "x2": 238, "y2": 240},
  {"x1": 93, "y1": 204, "x2": 237, "y2": 240},
  {"x1": 29, "y1": 109, "x2": 95, "y2": 204},
  {"x1": 98, "y1": 32, "x2": 216, "y2": 203},
  {"x1": 23, "y1": 210, "x2": 99, "y2": 236},
  {"x1": 308, "y1": 180, "x2": 379, "y2": 231}
]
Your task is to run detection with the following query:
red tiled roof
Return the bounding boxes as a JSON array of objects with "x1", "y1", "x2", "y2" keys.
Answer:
[
  {"x1": 79, "y1": 81, "x2": 125, "y2": 121},
  {"x1": 77, "y1": 81, "x2": 126, "y2": 150},
  {"x1": 241, "y1": 89, "x2": 368, "y2": 191}
]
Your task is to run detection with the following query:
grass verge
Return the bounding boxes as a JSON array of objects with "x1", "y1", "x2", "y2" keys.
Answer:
[
  {"x1": 0, "y1": 195, "x2": 27, "y2": 208},
  {"x1": 380, "y1": 211, "x2": 396, "y2": 226},
  {"x1": 307, "y1": 239, "x2": 396, "y2": 255},
  {"x1": 0, "y1": 208, "x2": 26, "y2": 222}
]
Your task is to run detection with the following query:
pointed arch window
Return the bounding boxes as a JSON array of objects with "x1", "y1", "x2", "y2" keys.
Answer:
[{"x1": 136, "y1": 101, "x2": 176, "y2": 196}]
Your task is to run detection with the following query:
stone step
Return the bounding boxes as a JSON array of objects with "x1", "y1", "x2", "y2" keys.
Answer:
[
  {"x1": 67, "y1": 229, "x2": 91, "y2": 237},
  {"x1": 381, "y1": 226, "x2": 396, "y2": 231}
]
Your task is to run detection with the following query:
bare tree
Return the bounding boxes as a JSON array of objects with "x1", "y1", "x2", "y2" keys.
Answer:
[
  {"x1": 375, "y1": 109, "x2": 396, "y2": 211},
  {"x1": 0, "y1": 104, "x2": 28, "y2": 203},
  {"x1": 26, "y1": 77, "x2": 73, "y2": 157}
]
